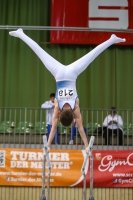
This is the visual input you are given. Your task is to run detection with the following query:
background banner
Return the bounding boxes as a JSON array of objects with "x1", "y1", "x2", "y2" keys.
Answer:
[
  {"x1": 0, "y1": 148, "x2": 133, "y2": 187},
  {"x1": 50, "y1": 0, "x2": 133, "y2": 45}
]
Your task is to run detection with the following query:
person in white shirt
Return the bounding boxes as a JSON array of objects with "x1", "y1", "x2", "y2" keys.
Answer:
[
  {"x1": 41, "y1": 93, "x2": 58, "y2": 144},
  {"x1": 103, "y1": 107, "x2": 123, "y2": 145},
  {"x1": 9, "y1": 29, "x2": 125, "y2": 152}
]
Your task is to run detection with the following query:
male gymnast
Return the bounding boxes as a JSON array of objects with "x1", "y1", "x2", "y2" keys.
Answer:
[{"x1": 9, "y1": 29, "x2": 125, "y2": 152}]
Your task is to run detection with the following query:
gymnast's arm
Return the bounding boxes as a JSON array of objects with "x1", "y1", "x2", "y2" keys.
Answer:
[
  {"x1": 73, "y1": 99, "x2": 88, "y2": 148},
  {"x1": 47, "y1": 100, "x2": 60, "y2": 148}
]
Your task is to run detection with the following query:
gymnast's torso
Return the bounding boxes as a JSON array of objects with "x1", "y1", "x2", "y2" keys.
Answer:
[
  {"x1": 53, "y1": 65, "x2": 79, "y2": 110},
  {"x1": 55, "y1": 80, "x2": 78, "y2": 110}
]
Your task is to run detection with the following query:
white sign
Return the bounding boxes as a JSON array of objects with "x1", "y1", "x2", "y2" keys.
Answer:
[{"x1": 88, "y1": 0, "x2": 128, "y2": 29}]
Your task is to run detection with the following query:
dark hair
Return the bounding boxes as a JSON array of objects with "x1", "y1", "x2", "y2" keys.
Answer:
[
  {"x1": 50, "y1": 93, "x2": 55, "y2": 98},
  {"x1": 110, "y1": 106, "x2": 117, "y2": 113},
  {"x1": 60, "y1": 109, "x2": 73, "y2": 127}
]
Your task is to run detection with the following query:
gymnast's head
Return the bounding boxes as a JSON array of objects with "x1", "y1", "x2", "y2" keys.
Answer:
[{"x1": 59, "y1": 104, "x2": 73, "y2": 127}]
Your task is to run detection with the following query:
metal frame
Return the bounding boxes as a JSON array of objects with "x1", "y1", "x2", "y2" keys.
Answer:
[
  {"x1": 40, "y1": 135, "x2": 51, "y2": 200},
  {"x1": 82, "y1": 136, "x2": 95, "y2": 200},
  {"x1": 0, "y1": 25, "x2": 133, "y2": 33}
]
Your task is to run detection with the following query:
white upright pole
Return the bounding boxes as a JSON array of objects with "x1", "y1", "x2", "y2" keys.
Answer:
[
  {"x1": 40, "y1": 135, "x2": 51, "y2": 200},
  {"x1": 82, "y1": 136, "x2": 95, "y2": 200}
]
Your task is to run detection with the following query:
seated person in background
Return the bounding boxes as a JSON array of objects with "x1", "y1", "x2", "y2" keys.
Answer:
[
  {"x1": 69, "y1": 119, "x2": 86, "y2": 145},
  {"x1": 103, "y1": 106, "x2": 123, "y2": 145},
  {"x1": 41, "y1": 93, "x2": 58, "y2": 144}
]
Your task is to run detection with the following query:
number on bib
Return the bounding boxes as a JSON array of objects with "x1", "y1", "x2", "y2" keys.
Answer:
[{"x1": 58, "y1": 88, "x2": 74, "y2": 101}]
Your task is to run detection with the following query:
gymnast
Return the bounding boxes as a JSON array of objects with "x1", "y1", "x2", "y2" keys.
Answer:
[{"x1": 9, "y1": 29, "x2": 125, "y2": 152}]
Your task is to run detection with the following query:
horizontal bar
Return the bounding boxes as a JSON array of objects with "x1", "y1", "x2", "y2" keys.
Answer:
[
  {"x1": 0, "y1": 107, "x2": 130, "y2": 112},
  {"x1": 0, "y1": 25, "x2": 133, "y2": 33}
]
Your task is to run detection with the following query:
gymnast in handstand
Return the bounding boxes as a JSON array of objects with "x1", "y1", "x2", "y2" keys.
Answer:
[{"x1": 9, "y1": 29, "x2": 125, "y2": 152}]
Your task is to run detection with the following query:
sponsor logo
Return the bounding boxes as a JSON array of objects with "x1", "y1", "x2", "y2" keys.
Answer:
[
  {"x1": 118, "y1": 178, "x2": 133, "y2": 184},
  {"x1": 0, "y1": 151, "x2": 5, "y2": 167},
  {"x1": 6, "y1": 177, "x2": 10, "y2": 181},
  {"x1": 98, "y1": 153, "x2": 133, "y2": 172},
  {"x1": 88, "y1": 0, "x2": 128, "y2": 29},
  {"x1": 114, "y1": 179, "x2": 118, "y2": 183},
  {"x1": 10, "y1": 151, "x2": 73, "y2": 169},
  {"x1": 95, "y1": 153, "x2": 102, "y2": 160}
]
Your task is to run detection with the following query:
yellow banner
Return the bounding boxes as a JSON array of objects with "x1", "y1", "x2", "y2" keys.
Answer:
[{"x1": 0, "y1": 148, "x2": 85, "y2": 186}]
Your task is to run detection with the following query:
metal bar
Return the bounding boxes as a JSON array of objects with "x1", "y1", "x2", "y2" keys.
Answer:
[
  {"x1": 1, "y1": 25, "x2": 133, "y2": 33},
  {"x1": 83, "y1": 172, "x2": 86, "y2": 200},
  {"x1": 43, "y1": 135, "x2": 51, "y2": 172},
  {"x1": 3, "y1": 109, "x2": 6, "y2": 147},
  {"x1": 82, "y1": 153, "x2": 88, "y2": 200},
  {"x1": 86, "y1": 136, "x2": 95, "y2": 155},
  {"x1": 24, "y1": 108, "x2": 27, "y2": 148},
  {"x1": 42, "y1": 154, "x2": 46, "y2": 195},
  {"x1": 14, "y1": 108, "x2": 17, "y2": 148},
  {"x1": 96, "y1": 111, "x2": 98, "y2": 148},
  {"x1": 34, "y1": 109, "x2": 37, "y2": 148},
  {"x1": 91, "y1": 111, "x2": 93, "y2": 136},
  {"x1": 42, "y1": 135, "x2": 51, "y2": 200},
  {"x1": 29, "y1": 108, "x2": 32, "y2": 148},
  {"x1": 40, "y1": 110, "x2": 42, "y2": 148},
  {"x1": 9, "y1": 109, "x2": 11, "y2": 147},
  {"x1": 82, "y1": 136, "x2": 95, "y2": 175},
  {"x1": 101, "y1": 110, "x2": 104, "y2": 148},
  {"x1": 126, "y1": 110, "x2": 128, "y2": 148},
  {"x1": 47, "y1": 169, "x2": 50, "y2": 200},
  {"x1": 89, "y1": 155, "x2": 94, "y2": 200},
  {"x1": 82, "y1": 154, "x2": 89, "y2": 176},
  {"x1": 0, "y1": 107, "x2": 133, "y2": 148},
  {"x1": 86, "y1": 110, "x2": 88, "y2": 143},
  {"x1": 82, "y1": 136, "x2": 95, "y2": 200},
  {"x1": 41, "y1": 153, "x2": 46, "y2": 200}
]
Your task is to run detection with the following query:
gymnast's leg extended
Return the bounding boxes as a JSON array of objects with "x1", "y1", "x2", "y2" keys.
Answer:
[
  {"x1": 68, "y1": 34, "x2": 126, "y2": 77},
  {"x1": 9, "y1": 29, "x2": 126, "y2": 81},
  {"x1": 9, "y1": 29, "x2": 63, "y2": 77}
]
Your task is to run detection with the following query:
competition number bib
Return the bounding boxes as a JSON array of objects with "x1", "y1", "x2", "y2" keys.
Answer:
[{"x1": 58, "y1": 88, "x2": 74, "y2": 101}]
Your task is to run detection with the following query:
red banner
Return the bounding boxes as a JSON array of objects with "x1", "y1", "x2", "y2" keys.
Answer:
[
  {"x1": 50, "y1": 0, "x2": 133, "y2": 45},
  {"x1": 80, "y1": 150, "x2": 133, "y2": 187},
  {"x1": 0, "y1": 148, "x2": 133, "y2": 187}
]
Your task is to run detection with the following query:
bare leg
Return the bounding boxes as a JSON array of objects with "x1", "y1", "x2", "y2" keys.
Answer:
[
  {"x1": 69, "y1": 34, "x2": 126, "y2": 76},
  {"x1": 9, "y1": 29, "x2": 63, "y2": 77}
]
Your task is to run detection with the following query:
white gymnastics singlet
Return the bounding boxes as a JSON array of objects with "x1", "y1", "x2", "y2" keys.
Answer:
[{"x1": 56, "y1": 80, "x2": 78, "y2": 110}]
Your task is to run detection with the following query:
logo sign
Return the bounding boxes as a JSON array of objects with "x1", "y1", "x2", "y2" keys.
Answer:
[
  {"x1": 50, "y1": 0, "x2": 133, "y2": 44},
  {"x1": 0, "y1": 149, "x2": 85, "y2": 187},
  {"x1": 0, "y1": 151, "x2": 5, "y2": 167},
  {"x1": 95, "y1": 153, "x2": 102, "y2": 161},
  {"x1": 1, "y1": 149, "x2": 133, "y2": 187},
  {"x1": 88, "y1": 0, "x2": 128, "y2": 29}
]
